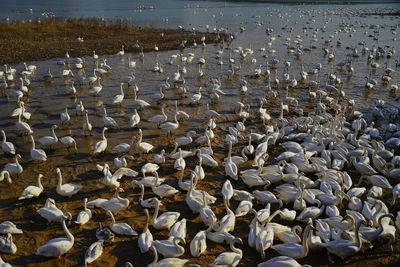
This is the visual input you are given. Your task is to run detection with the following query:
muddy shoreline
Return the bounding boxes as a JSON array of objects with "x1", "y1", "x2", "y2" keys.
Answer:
[{"x1": 0, "y1": 18, "x2": 226, "y2": 65}]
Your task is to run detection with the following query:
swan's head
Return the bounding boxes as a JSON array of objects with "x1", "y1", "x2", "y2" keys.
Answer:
[
  {"x1": 64, "y1": 212, "x2": 72, "y2": 221},
  {"x1": 56, "y1": 168, "x2": 61, "y2": 174}
]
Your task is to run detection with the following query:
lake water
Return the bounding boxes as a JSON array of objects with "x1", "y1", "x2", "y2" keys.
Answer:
[{"x1": 0, "y1": 0, "x2": 400, "y2": 266}]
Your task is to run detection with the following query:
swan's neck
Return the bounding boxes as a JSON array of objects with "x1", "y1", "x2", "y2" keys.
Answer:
[
  {"x1": 62, "y1": 219, "x2": 74, "y2": 241},
  {"x1": 152, "y1": 201, "x2": 160, "y2": 224},
  {"x1": 228, "y1": 142, "x2": 232, "y2": 161},
  {"x1": 57, "y1": 171, "x2": 63, "y2": 187},
  {"x1": 85, "y1": 113, "x2": 90, "y2": 123},
  {"x1": 151, "y1": 247, "x2": 158, "y2": 266},
  {"x1": 31, "y1": 136, "x2": 36, "y2": 150},
  {"x1": 109, "y1": 212, "x2": 116, "y2": 226},
  {"x1": 241, "y1": 148, "x2": 247, "y2": 161},
  {"x1": 37, "y1": 175, "x2": 43, "y2": 189},
  {"x1": 230, "y1": 240, "x2": 242, "y2": 256},
  {"x1": 102, "y1": 128, "x2": 107, "y2": 140},
  {"x1": 51, "y1": 127, "x2": 57, "y2": 141},
  {"x1": 355, "y1": 221, "x2": 363, "y2": 250},
  {"x1": 138, "y1": 132, "x2": 143, "y2": 144},
  {"x1": 144, "y1": 210, "x2": 149, "y2": 231},
  {"x1": 2, "y1": 131, "x2": 6, "y2": 142},
  {"x1": 302, "y1": 225, "x2": 312, "y2": 256},
  {"x1": 139, "y1": 184, "x2": 144, "y2": 202}
]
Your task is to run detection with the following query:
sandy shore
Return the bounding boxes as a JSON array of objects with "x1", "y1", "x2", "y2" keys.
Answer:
[{"x1": 0, "y1": 18, "x2": 225, "y2": 65}]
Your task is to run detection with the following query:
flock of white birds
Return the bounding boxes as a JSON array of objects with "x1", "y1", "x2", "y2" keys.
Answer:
[{"x1": 0, "y1": 5, "x2": 400, "y2": 267}]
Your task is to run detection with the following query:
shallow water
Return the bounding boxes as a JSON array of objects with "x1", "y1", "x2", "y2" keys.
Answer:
[{"x1": 0, "y1": 2, "x2": 400, "y2": 267}]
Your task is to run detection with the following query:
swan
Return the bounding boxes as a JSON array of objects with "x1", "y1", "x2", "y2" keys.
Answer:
[
  {"x1": 235, "y1": 198, "x2": 253, "y2": 217},
  {"x1": 147, "y1": 245, "x2": 188, "y2": 267},
  {"x1": 136, "y1": 129, "x2": 154, "y2": 153},
  {"x1": 106, "y1": 210, "x2": 137, "y2": 236},
  {"x1": 30, "y1": 135, "x2": 47, "y2": 161},
  {"x1": 174, "y1": 100, "x2": 190, "y2": 122},
  {"x1": 0, "y1": 233, "x2": 16, "y2": 254},
  {"x1": 102, "y1": 107, "x2": 118, "y2": 127},
  {"x1": 173, "y1": 130, "x2": 196, "y2": 148},
  {"x1": 359, "y1": 214, "x2": 394, "y2": 242},
  {"x1": 195, "y1": 149, "x2": 218, "y2": 167},
  {"x1": 113, "y1": 155, "x2": 134, "y2": 168},
  {"x1": 224, "y1": 141, "x2": 238, "y2": 180},
  {"x1": 321, "y1": 220, "x2": 365, "y2": 262},
  {"x1": 112, "y1": 83, "x2": 125, "y2": 105},
  {"x1": 84, "y1": 240, "x2": 103, "y2": 266},
  {"x1": 199, "y1": 190, "x2": 218, "y2": 230},
  {"x1": 38, "y1": 125, "x2": 58, "y2": 149},
  {"x1": 60, "y1": 106, "x2": 70, "y2": 124},
  {"x1": 209, "y1": 237, "x2": 243, "y2": 267},
  {"x1": 190, "y1": 222, "x2": 212, "y2": 257},
  {"x1": 253, "y1": 190, "x2": 283, "y2": 207},
  {"x1": 186, "y1": 174, "x2": 204, "y2": 213},
  {"x1": 88, "y1": 79, "x2": 103, "y2": 96},
  {"x1": 18, "y1": 173, "x2": 43, "y2": 200},
  {"x1": 134, "y1": 183, "x2": 160, "y2": 209},
  {"x1": 296, "y1": 204, "x2": 325, "y2": 222},
  {"x1": 149, "y1": 104, "x2": 167, "y2": 126},
  {"x1": 35, "y1": 215, "x2": 74, "y2": 257},
  {"x1": 0, "y1": 221, "x2": 22, "y2": 235},
  {"x1": 159, "y1": 113, "x2": 179, "y2": 136},
  {"x1": 150, "y1": 198, "x2": 180, "y2": 230},
  {"x1": 152, "y1": 236, "x2": 185, "y2": 258},
  {"x1": 75, "y1": 198, "x2": 92, "y2": 225},
  {"x1": 139, "y1": 209, "x2": 153, "y2": 253},
  {"x1": 216, "y1": 197, "x2": 236, "y2": 233},
  {"x1": 129, "y1": 109, "x2": 140, "y2": 128},
  {"x1": 37, "y1": 198, "x2": 69, "y2": 222},
  {"x1": 56, "y1": 168, "x2": 83, "y2": 197},
  {"x1": 174, "y1": 148, "x2": 186, "y2": 171},
  {"x1": 152, "y1": 172, "x2": 178, "y2": 198},
  {"x1": 112, "y1": 136, "x2": 135, "y2": 154},
  {"x1": 93, "y1": 127, "x2": 108, "y2": 155},
  {"x1": 194, "y1": 158, "x2": 205, "y2": 180},
  {"x1": 141, "y1": 162, "x2": 159, "y2": 177},
  {"x1": 96, "y1": 222, "x2": 114, "y2": 243},
  {"x1": 132, "y1": 91, "x2": 151, "y2": 109},
  {"x1": 154, "y1": 149, "x2": 166, "y2": 164},
  {"x1": 82, "y1": 110, "x2": 93, "y2": 136},
  {"x1": 257, "y1": 256, "x2": 306, "y2": 267},
  {"x1": 1, "y1": 130, "x2": 15, "y2": 154},
  {"x1": 0, "y1": 171, "x2": 11, "y2": 184},
  {"x1": 4, "y1": 154, "x2": 23, "y2": 176},
  {"x1": 16, "y1": 112, "x2": 33, "y2": 135},
  {"x1": 59, "y1": 135, "x2": 78, "y2": 152},
  {"x1": 100, "y1": 187, "x2": 130, "y2": 215},
  {"x1": 168, "y1": 218, "x2": 187, "y2": 243},
  {"x1": 271, "y1": 224, "x2": 313, "y2": 259},
  {"x1": 128, "y1": 57, "x2": 136, "y2": 68}
]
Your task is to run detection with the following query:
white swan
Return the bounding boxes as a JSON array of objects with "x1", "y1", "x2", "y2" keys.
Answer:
[
  {"x1": 4, "y1": 154, "x2": 23, "y2": 176},
  {"x1": 112, "y1": 136, "x2": 135, "y2": 154},
  {"x1": 168, "y1": 218, "x2": 187, "y2": 243},
  {"x1": 75, "y1": 198, "x2": 92, "y2": 225},
  {"x1": 102, "y1": 107, "x2": 118, "y2": 127},
  {"x1": 35, "y1": 215, "x2": 74, "y2": 257},
  {"x1": 88, "y1": 79, "x2": 103, "y2": 96},
  {"x1": 209, "y1": 237, "x2": 243, "y2": 267},
  {"x1": 149, "y1": 104, "x2": 167, "y2": 126},
  {"x1": 159, "y1": 113, "x2": 179, "y2": 136},
  {"x1": 190, "y1": 222, "x2": 211, "y2": 257},
  {"x1": 196, "y1": 149, "x2": 218, "y2": 167},
  {"x1": 225, "y1": 141, "x2": 238, "y2": 180},
  {"x1": 60, "y1": 106, "x2": 70, "y2": 124},
  {"x1": 19, "y1": 173, "x2": 43, "y2": 200},
  {"x1": 271, "y1": 224, "x2": 313, "y2": 259},
  {"x1": 134, "y1": 183, "x2": 159, "y2": 209},
  {"x1": 0, "y1": 221, "x2": 22, "y2": 234},
  {"x1": 30, "y1": 135, "x2": 47, "y2": 161},
  {"x1": 16, "y1": 112, "x2": 33, "y2": 135},
  {"x1": 82, "y1": 110, "x2": 93, "y2": 136},
  {"x1": 154, "y1": 149, "x2": 166, "y2": 164},
  {"x1": 147, "y1": 245, "x2": 188, "y2": 267},
  {"x1": 174, "y1": 148, "x2": 186, "y2": 171},
  {"x1": 152, "y1": 236, "x2": 185, "y2": 258},
  {"x1": 139, "y1": 209, "x2": 154, "y2": 253},
  {"x1": 136, "y1": 129, "x2": 154, "y2": 153},
  {"x1": 1, "y1": 130, "x2": 15, "y2": 154},
  {"x1": 112, "y1": 83, "x2": 125, "y2": 105},
  {"x1": 0, "y1": 233, "x2": 17, "y2": 254},
  {"x1": 129, "y1": 109, "x2": 140, "y2": 128},
  {"x1": 56, "y1": 168, "x2": 83, "y2": 197},
  {"x1": 84, "y1": 240, "x2": 104, "y2": 266},
  {"x1": 38, "y1": 125, "x2": 58, "y2": 149},
  {"x1": 216, "y1": 197, "x2": 236, "y2": 233},
  {"x1": 59, "y1": 136, "x2": 78, "y2": 152},
  {"x1": 152, "y1": 172, "x2": 178, "y2": 198},
  {"x1": 37, "y1": 198, "x2": 69, "y2": 222},
  {"x1": 93, "y1": 127, "x2": 108, "y2": 155},
  {"x1": 106, "y1": 210, "x2": 137, "y2": 236},
  {"x1": 150, "y1": 198, "x2": 180, "y2": 230}
]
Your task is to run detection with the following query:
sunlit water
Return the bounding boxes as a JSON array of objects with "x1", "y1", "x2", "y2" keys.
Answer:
[{"x1": 0, "y1": 1, "x2": 399, "y2": 266}]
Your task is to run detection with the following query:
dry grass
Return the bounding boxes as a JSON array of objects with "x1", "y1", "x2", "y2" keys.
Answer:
[{"x1": 0, "y1": 17, "x2": 226, "y2": 64}]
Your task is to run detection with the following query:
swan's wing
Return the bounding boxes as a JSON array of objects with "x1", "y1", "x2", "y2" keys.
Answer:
[{"x1": 113, "y1": 168, "x2": 138, "y2": 179}]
